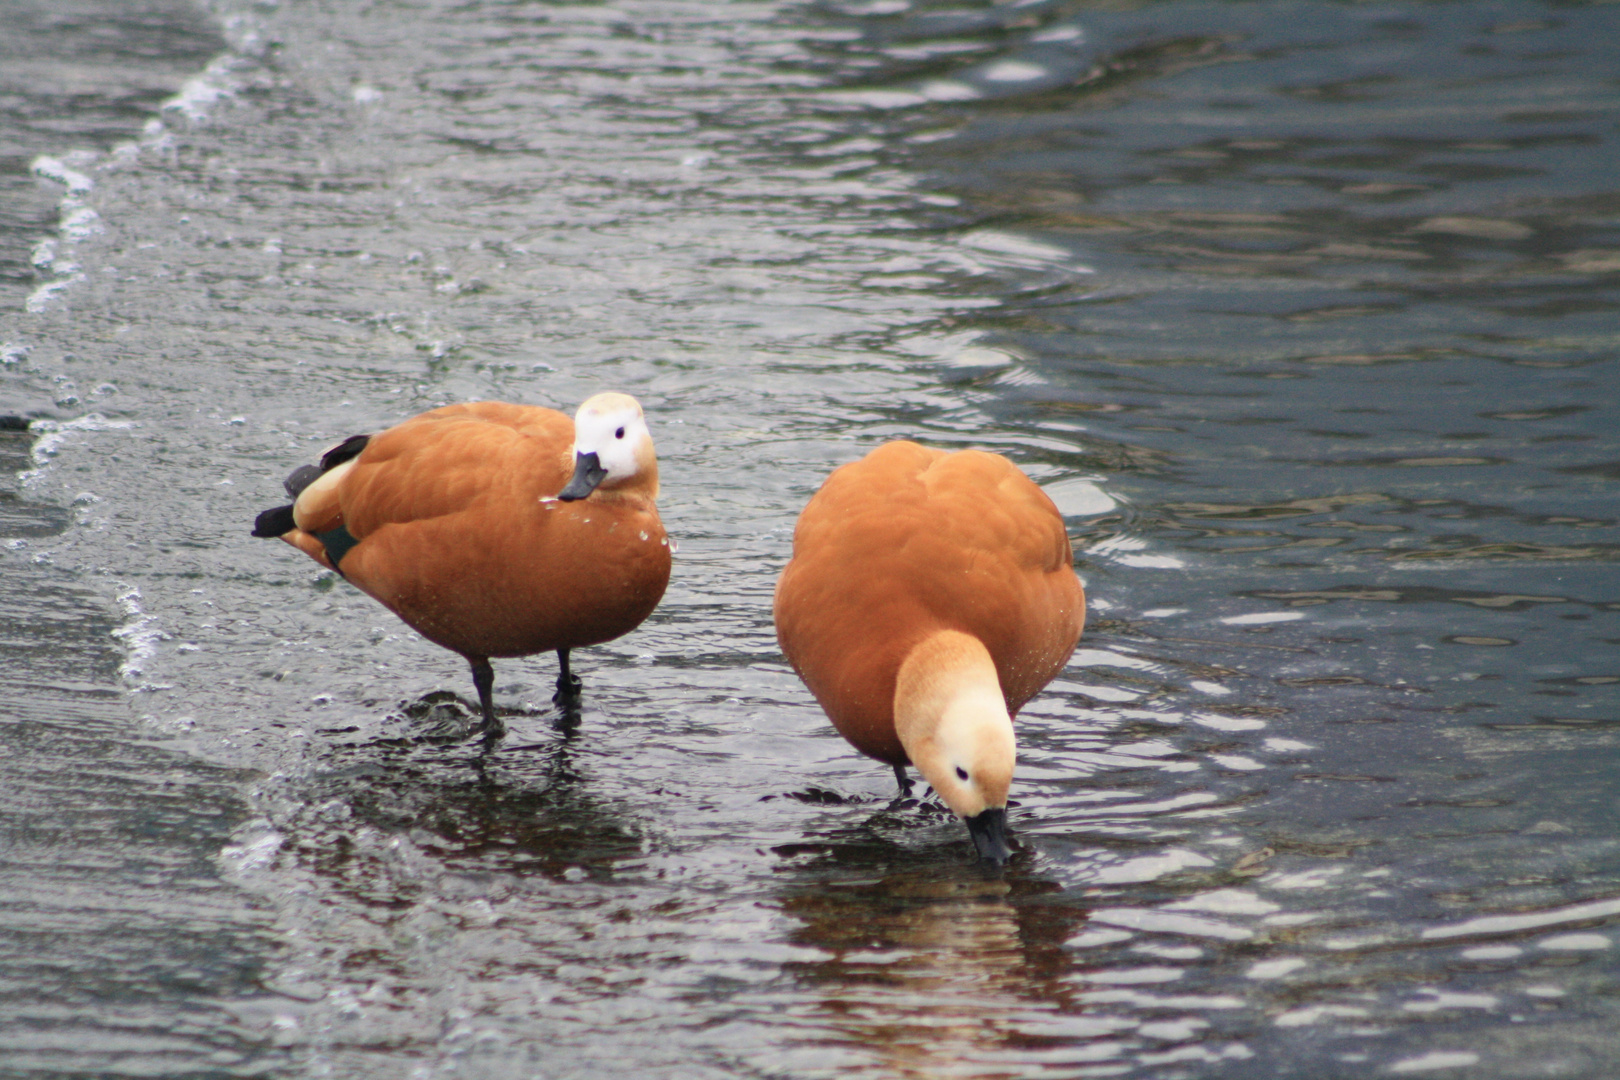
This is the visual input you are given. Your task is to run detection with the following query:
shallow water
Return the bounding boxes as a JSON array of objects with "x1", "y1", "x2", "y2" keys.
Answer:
[{"x1": 2, "y1": 0, "x2": 1618, "y2": 1076}]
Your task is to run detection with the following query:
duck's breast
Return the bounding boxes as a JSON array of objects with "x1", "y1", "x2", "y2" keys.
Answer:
[{"x1": 350, "y1": 494, "x2": 671, "y2": 658}]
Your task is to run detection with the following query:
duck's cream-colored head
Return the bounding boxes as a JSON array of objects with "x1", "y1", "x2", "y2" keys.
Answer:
[
  {"x1": 559, "y1": 392, "x2": 658, "y2": 501},
  {"x1": 893, "y1": 630, "x2": 1016, "y2": 863}
]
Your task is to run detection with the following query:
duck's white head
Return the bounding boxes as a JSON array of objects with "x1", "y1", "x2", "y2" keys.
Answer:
[
  {"x1": 894, "y1": 630, "x2": 1017, "y2": 863},
  {"x1": 559, "y1": 392, "x2": 658, "y2": 501}
]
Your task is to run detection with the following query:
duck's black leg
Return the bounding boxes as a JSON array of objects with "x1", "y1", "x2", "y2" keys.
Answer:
[
  {"x1": 893, "y1": 762, "x2": 914, "y2": 797},
  {"x1": 554, "y1": 647, "x2": 584, "y2": 703},
  {"x1": 469, "y1": 657, "x2": 505, "y2": 743}
]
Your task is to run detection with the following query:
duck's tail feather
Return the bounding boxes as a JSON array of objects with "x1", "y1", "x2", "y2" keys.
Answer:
[
  {"x1": 252, "y1": 504, "x2": 297, "y2": 538},
  {"x1": 255, "y1": 433, "x2": 372, "y2": 537}
]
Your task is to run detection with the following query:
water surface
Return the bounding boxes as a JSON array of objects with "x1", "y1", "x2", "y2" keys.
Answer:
[{"x1": 3, "y1": 0, "x2": 1618, "y2": 1075}]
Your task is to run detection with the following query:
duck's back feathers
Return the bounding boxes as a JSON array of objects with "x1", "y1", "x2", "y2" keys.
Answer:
[
  {"x1": 337, "y1": 402, "x2": 574, "y2": 537},
  {"x1": 774, "y1": 440, "x2": 1084, "y2": 764}
]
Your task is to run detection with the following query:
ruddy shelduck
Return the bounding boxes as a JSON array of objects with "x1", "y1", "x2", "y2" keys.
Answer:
[
  {"x1": 774, "y1": 440, "x2": 1085, "y2": 862},
  {"x1": 252, "y1": 393, "x2": 671, "y2": 740}
]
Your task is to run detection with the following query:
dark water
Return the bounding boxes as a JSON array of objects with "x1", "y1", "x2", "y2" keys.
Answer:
[{"x1": 3, "y1": 0, "x2": 1618, "y2": 1076}]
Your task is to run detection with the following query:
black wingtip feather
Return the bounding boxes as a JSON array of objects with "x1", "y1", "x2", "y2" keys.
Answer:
[
  {"x1": 282, "y1": 463, "x2": 323, "y2": 499},
  {"x1": 320, "y1": 433, "x2": 370, "y2": 471},
  {"x1": 252, "y1": 504, "x2": 297, "y2": 537}
]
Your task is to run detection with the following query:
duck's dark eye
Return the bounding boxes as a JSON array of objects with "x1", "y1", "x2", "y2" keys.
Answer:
[
  {"x1": 955, "y1": 766, "x2": 970, "y2": 782},
  {"x1": 615, "y1": 427, "x2": 625, "y2": 439}
]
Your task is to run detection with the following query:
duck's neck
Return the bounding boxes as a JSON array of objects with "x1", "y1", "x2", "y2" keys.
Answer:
[
  {"x1": 631, "y1": 455, "x2": 659, "y2": 500},
  {"x1": 893, "y1": 630, "x2": 1014, "y2": 805},
  {"x1": 595, "y1": 447, "x2": 660, "y2": 502},
  {"x1": 598, "y1": 467, "x2": 658, "y2": 504}
]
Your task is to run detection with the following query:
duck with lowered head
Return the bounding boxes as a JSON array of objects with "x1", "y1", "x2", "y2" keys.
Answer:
[{"x1": 774, "y1": 440, "x2": 1085, "y2": 863}]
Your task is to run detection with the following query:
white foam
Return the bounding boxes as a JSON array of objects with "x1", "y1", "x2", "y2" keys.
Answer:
[
  {"x1": 59, "y1": 206, "x2": 103, "y2": 242},
  {"x1": 25, "y1": 154, "x2": 109, "y2": 312},
  {"x1": 30, "y1": 156, "x2": 94, "y2": 194},
  {"x1": 163, "y1": 65, "x2": 233, "y2": 121},
  {"x1": 112, "y1": 583, "x2": 170, "y2": 687},
  {"x1": 219, "y1": 821, "x2": 286, "y2": 879},
  {"x1": 26, "y1": 275, "x2": 86, "y2": 314},
  {"x1": 25, "y1": 413, "x2": 134, "y2": 472}
]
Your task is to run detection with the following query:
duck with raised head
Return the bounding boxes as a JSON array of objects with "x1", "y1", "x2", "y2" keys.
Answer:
[
  {"x1": 252, "y1": 393, "x2": 671, "y2": 741},
  {"x1": 774, "y1": 440, "x2": 1085, "y2": 863}
]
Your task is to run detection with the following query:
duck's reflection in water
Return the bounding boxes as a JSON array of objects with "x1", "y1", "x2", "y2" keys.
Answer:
[
  {"x1": 777, "y1": 854, "x2": 1106, "y2": 1078},
  {"x1": 285, "y1": 707, "x2": 648, "y2": 905}
]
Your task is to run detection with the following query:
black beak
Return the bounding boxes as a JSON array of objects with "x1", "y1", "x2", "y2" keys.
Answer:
[
  {"x1": 557, "y1": 451, "x2": 607, "y2": 501},
  {"x1": 965, "y1": 807, "x2": 1013, "y2": 865}
]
